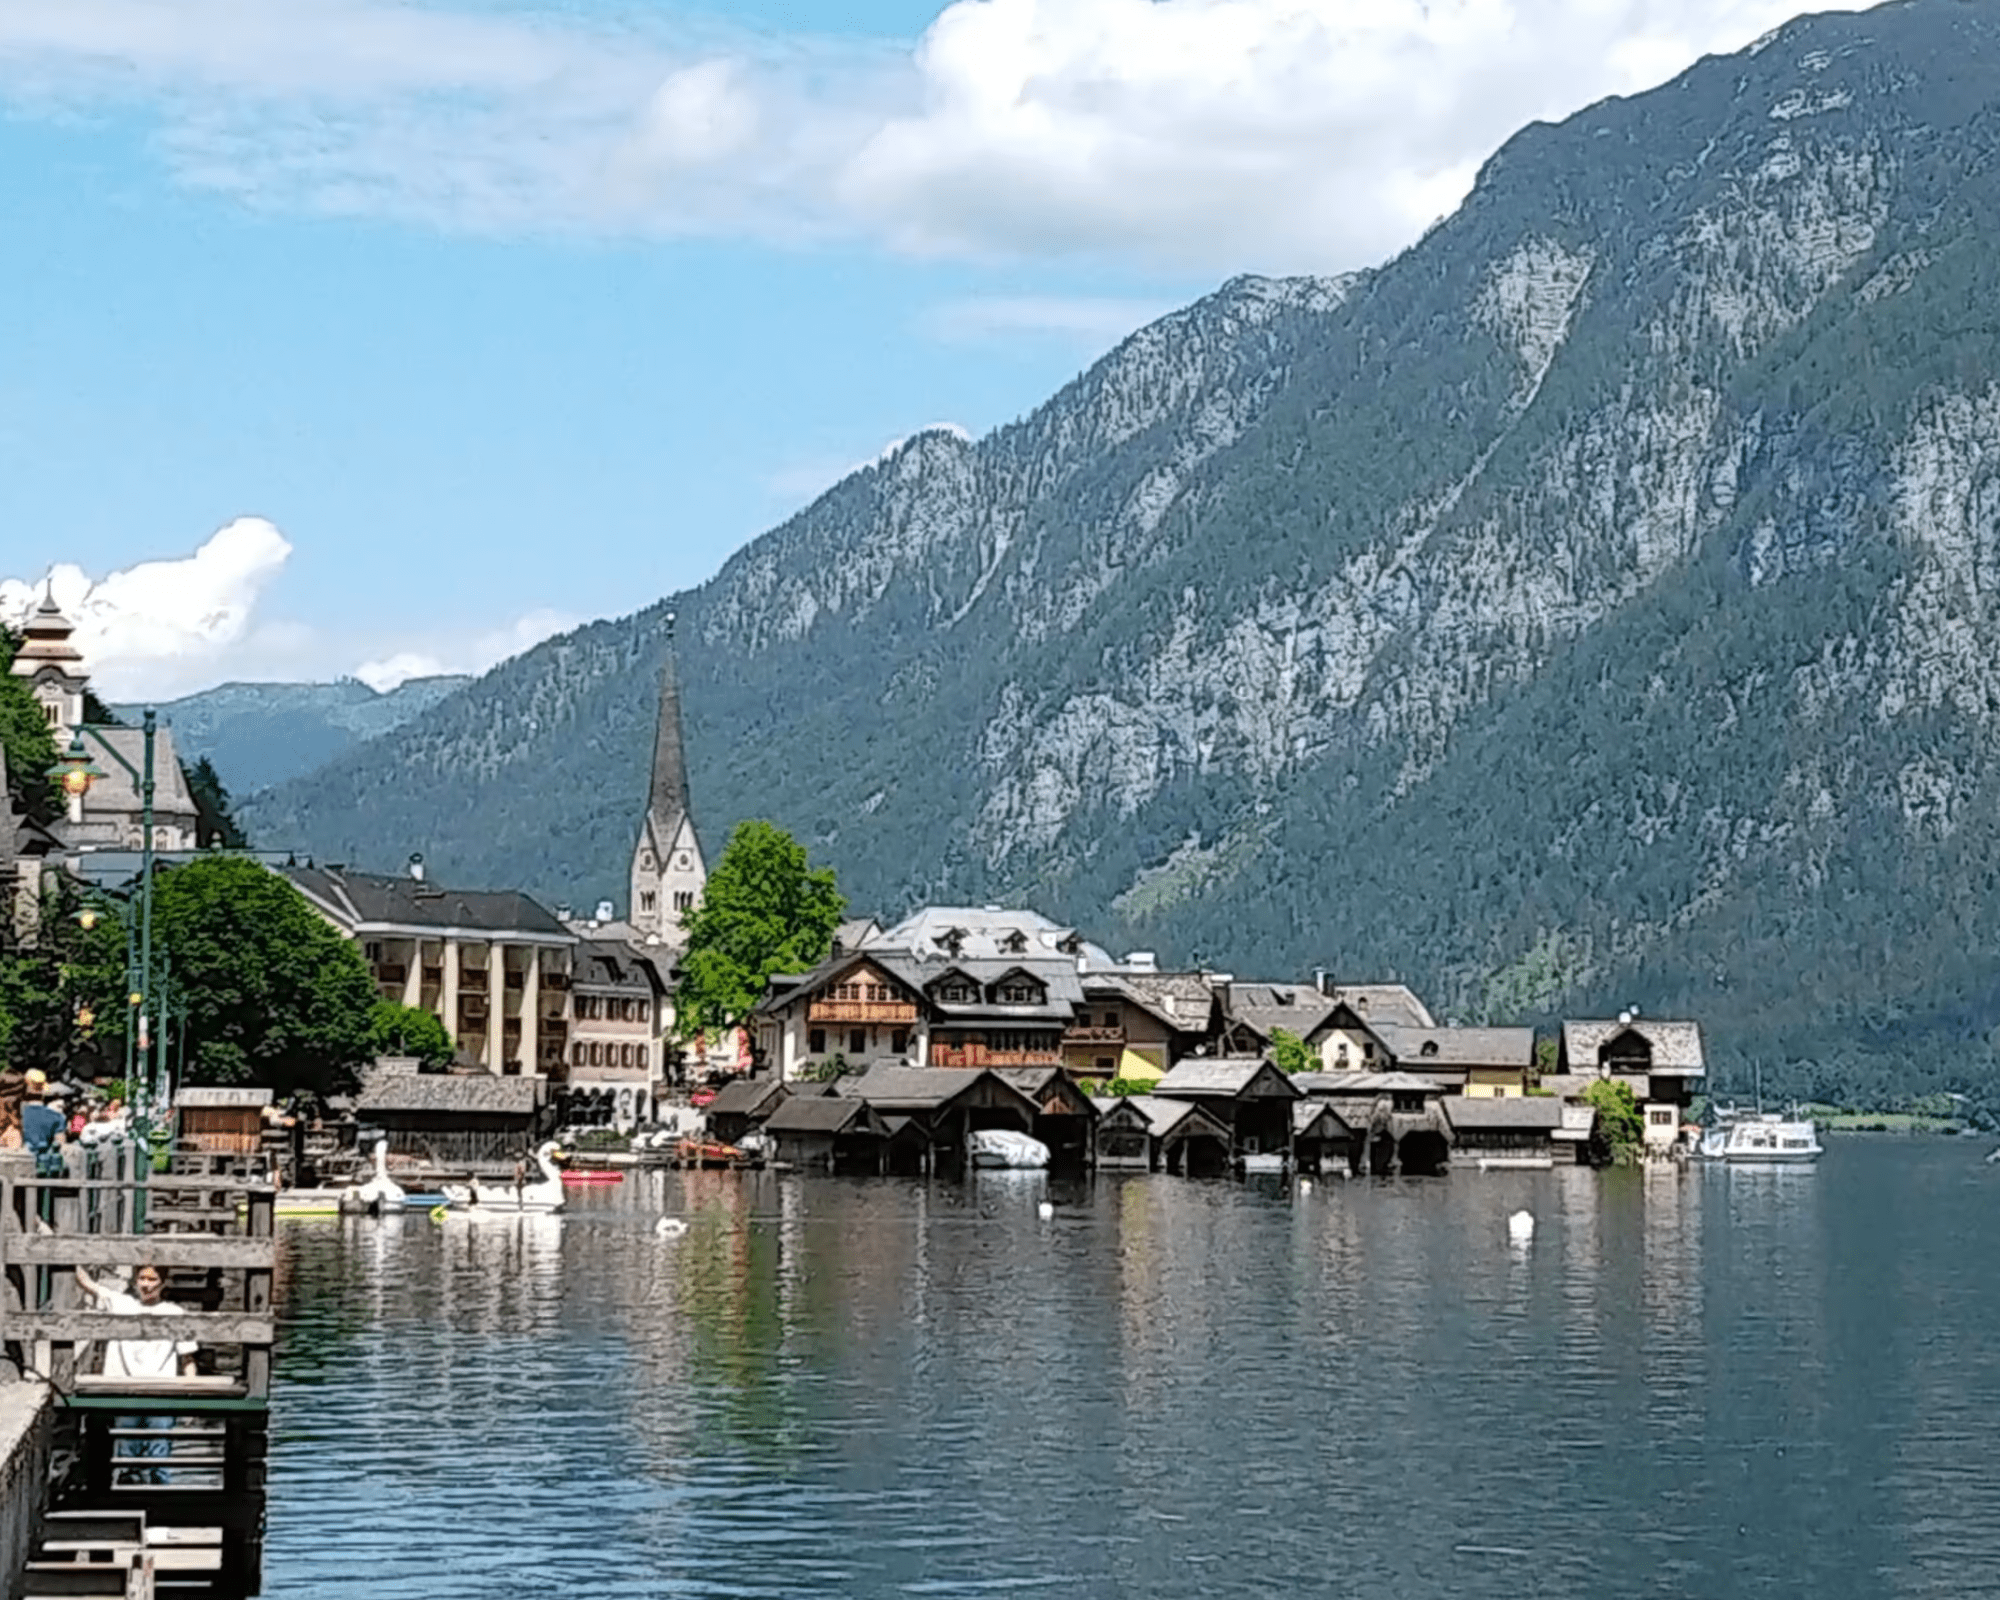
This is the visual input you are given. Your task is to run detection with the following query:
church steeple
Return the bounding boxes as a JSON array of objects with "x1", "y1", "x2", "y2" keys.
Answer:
[
  {"x1": 629, "y1": 612, "x2": 705, "y2": 941},
  {"x1": 9, "y1": 582, "x2": 88, "y2": 744}
]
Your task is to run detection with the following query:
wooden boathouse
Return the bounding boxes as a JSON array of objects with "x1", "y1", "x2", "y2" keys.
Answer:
[{"x1": 2, "y1": 1141, "x2": 275, "y2": 1597}]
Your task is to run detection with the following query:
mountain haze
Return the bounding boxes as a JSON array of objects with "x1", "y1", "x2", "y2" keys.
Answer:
[{"x1": 247, "y1": 0, "x2": 2000, "y2": 1105}]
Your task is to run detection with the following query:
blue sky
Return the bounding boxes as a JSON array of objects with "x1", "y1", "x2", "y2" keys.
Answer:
[{"x1": 0, "y1": 0, "x2": 1857, "y2": 698}]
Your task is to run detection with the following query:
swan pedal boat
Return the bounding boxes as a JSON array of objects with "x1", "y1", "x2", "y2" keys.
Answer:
[{"x1": 439, "y1": 1142, "x2": 568, "y2": 1214}]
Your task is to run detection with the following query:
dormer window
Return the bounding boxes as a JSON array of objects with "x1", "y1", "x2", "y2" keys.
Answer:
[
  {"x1": 1000, "y1": 931, "x2": 1028, "y2": 955},
  {"x1": 935, "y1": 980, "x2": 979, "y2": 1005},
  {"x1": 1421, "y1": 1040, "x2": 1439, "y2": 1058},
  {"x1": 996, "y1": 980, "x2": 1043, "y2": 1005}
]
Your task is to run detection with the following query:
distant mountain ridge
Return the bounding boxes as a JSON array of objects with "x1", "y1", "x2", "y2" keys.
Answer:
[
  {"x1": 123, "y1": 676, "x2": 470, "y2": 796},
  {"x1": 246, "y1": 0, "x2": 2000, "y2": 1107}
]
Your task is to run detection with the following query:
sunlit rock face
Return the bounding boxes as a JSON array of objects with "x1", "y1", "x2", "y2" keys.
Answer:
[{"x1": 249, "y1": 1, "x2": 2000, "y2": 1101}]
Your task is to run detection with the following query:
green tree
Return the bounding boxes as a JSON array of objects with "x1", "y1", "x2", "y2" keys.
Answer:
[
  {"x1": 0, "y1": 628, "x2": 59, "y2": 824},
  {"x1": 186, "y1": 756, "x2": 250, "y2": 849},
  {"x1": 0, "y1": 883, "x2": 130, "y2": 1078},
  {"x1": 1584, "y1": 1078, "x2": 1644, "y2": 1158},
  {"x1": 675, "y1": 820, "x2": 844, "y2": 1039},
  {"x1": 1269, "y1": 1026, "x2": 1318, "y2": 1074},
  {"x1": 368, "y1": 1000, "x2": 454, "y2": 1071},
  {"x1": 154, "y1": 857, "x2": 377, "y2": 1096}
]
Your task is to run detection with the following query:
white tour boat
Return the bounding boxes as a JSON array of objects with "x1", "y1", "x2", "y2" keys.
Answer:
[{"x1": 1698, "y1": 1114, "x2": 1823, "y2": 1164}]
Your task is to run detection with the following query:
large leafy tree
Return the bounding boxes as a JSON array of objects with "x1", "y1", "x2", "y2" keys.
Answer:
[
  {"x1": 0, "y1": 628, "x2": 58, "y2": 824},
  {"x1": 154, "y1": 857, "x2": 377, "y2": 1096},
  {"x1": 674, "y1": 820, "x2": 844, "y2": 1039},
  {"x1": 368, "y1": 1000, "x2": 454, "y2": 1071}
]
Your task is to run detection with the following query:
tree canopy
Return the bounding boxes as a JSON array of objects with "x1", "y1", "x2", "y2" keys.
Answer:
[
  {"x1": 187, "y1": 756, "x2": 250, "y2": 849},
  {"x1": 1269, "y1": 1027, "x2": 1317, "y2": 1074},
  {"x1": 368, "y1": 1000, "x2": 454, "y2": 1071},
  {"x1": 674, "y1": 820, "x2": 844, "y2": 1039},
  {"x1": 1584, "y1": 1078, "x2": 1644, "y2": 1156},
  {"x1": 154, "y1": 857, "x2": 378, "y2": 1096},
  {"x1": 0, "y1": 881, "x2": 130, "y2": 1078},
  {"x1": 0, "y1": 628, "x2": 59, "y2": 824}
]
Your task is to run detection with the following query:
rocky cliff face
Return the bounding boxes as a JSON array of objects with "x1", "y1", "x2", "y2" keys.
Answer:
[{"x1": 247, "y1": 0, "x2": 2000, "y2": 1103}]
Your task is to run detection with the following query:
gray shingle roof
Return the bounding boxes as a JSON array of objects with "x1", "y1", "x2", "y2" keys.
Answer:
[
  {"x1": 1155, "y1": 1057, "x2": 1301, "y2": 1101},
  {"x1": 1374, "y1": 1025, "x2": 1534, "y2": 1070},
  {"x1": 281, "y1": 865, "x2": 571, "y2": 939},
  {"x1": 175, "y1": 1087, "x2": 273, "y2": 1109},
  {"x1": 705, "y1": 1078, "x2": 788, "y2": 1119},
  {"x1": 1442, "y1": 1097, "x2": 1568, "y2": 1132},
  {"x1": 575, "y1": 939, "x2": 666, "y2": 994},
  {"x1": 357, "y1": 1071, "x2": 545, "y2": 1115},
  {"x1": 1224, "y1": 982, "x2": 1337, "y2": 1041},
  {"x1": 1122, "y1": 1095, "x2": 1231, "y2": 1140},
  {"x1": 1562, "y1": 1019, "x2": 1706, "y2": 1076},
  {"x1": 1293, "y1": 1099, "x2": 1353, "y2": 1136},
  {"x1": 1323, "y1": 984, "x2": 1436, "y2": 1030},
  {"x1": 1291, "y1": 1071, "x2": 1447, "y2": 1097},
  {"x1": 764, "y1": 1096, "x2": 886, "y2": 1136},
  {"x1": 1097, "y1": 972, "x2": 1217, "y2": 1031},
  {"x1": 843, "y1": 1065, "x2": 1036, "y2": 1115}
]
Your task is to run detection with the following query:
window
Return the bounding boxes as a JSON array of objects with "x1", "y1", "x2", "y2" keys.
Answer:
[
  {"x1": 891, "y1": 1029, "x2": 908, "y2": 1054},
  {"x1": 849, "y1": 1029, "x2": 867, "y2": 1054},
  {"x1": 42, "y1": 704, "x2": 58, "y2": 727},
  {"x1": 589, "y1": 1043, "x2": 602, "y2": 1066},
  {"x1": 809, "y1": 1028, "x2": 826, "y2": 1054},
  {"x1": 1362, "y1": 1041, "x2": 1375, "y2": 1062},
  {"x1": 572, "y1": 1043, "x2": 585, "y2": 1065},
  {"x1": 937, "y1": 982, "x2": 978, "y2": 1005},
  {"x1": 640, "y1": 892, "x2": 657, "y2": 913},
  {"x1": 1103, "y1": 1011, "x2": 1119, "y2": 1028},
  {"x1": 1336, "y1": 1044, "x2": 1351, "y2": 1065},
  {"x1": 1493, "y1": 1087, "x2": 1509, "y2": 1098},
  {"x1": 673, "y1": 891, "x2": 693, "y2": 912},
  {"x1": 997, "y1": 981, "x2": 1043, "y2": 1004},
  {"x1": 1096, "y1": 1056, "x2": 1116, "y2": 1073},
  {"x1": 1649, "y1": 1108, "x2": 1675, "y2": 1127}
]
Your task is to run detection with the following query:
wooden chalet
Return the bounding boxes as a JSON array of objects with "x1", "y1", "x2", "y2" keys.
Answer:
[
  {"x1": 355, "y1": 1064, "x2": 550, "y2": 1165},
  {"x1": 1558, "y1": 1019, "x2": 1707, "y2": 1152},
  {"x1": 750, "y1": 954, "x2": 926, "y2": 1082},
  {"x1": 1291, "y1": 1099, "x2": 1358, "y2": 1175},
  {"x1": 1441, "y1": 1097, "x2": 1568, "y2": 1169},
  {"x1": 1064, "y1": 972, "x2": 1216, "y2": 1083},
  {"x1": 840, "y1": 1066, "x2": 1041, "y2": 1173},
  {"x1": 1090, "y1": 1095, "x2": 1233, "y2": 1176},
  {"x1": 920, "y1": 958, "x2": 1082, "y2": 1070},
  {"x1": 1152, "y1": 1057, "x2": 1302, "y2": 1165},
  {"x1": 175, "y1": 1087, "x2": 272, "y2": 1160},
  {"x1": 704, "y1": 1077, "x2": 790, "y2": 1144},
  {"x1": 763, "y1": 1096, "x2": 892, "y2": 1173},
  {"x1": 994, "y1": 1066, "x2": 1099, "y2": 1167},
  {"x1": 1291, "y1": 1072, "x2": 1453, "y2": 1175}
]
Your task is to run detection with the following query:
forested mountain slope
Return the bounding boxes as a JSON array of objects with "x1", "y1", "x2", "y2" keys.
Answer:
[{"x1": 246, "y1": 0, "x2": 2000, "y2": 1105}]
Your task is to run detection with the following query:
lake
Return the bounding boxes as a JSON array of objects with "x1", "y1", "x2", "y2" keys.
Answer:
[{"x1": 263, "y1": 1140, "x2": 2000, "y2": 1598}]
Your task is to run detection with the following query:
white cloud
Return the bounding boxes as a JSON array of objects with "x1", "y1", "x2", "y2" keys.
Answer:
[
  {"x1": 0, "y1": 518, "x2": 294, "y2": 699},
  {"x1": 1, "y1": 522, "x2": 577, "y2": 699},
  {"x1": 0, "y1": 0, "x2": 1871, "y2": 273}
]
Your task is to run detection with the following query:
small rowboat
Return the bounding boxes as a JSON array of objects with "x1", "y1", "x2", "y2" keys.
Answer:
[{"x1": 559, "y1": 1169, "x2": 624, "y2": 1184}]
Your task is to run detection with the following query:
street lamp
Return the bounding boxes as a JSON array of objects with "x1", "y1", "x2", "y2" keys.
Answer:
[{"x1": 48, "y1": 710, "x2": 167, "y2": 1126}]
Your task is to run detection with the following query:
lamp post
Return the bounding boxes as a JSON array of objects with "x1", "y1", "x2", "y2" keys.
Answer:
[{"x1": 49, "y1": 710, "x2": 163, "y2": 1124}]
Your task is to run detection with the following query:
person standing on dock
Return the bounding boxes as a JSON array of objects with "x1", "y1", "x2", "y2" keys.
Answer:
[{"x1": 74, "y1": 1263, "x2": 198, "y2": 1484}]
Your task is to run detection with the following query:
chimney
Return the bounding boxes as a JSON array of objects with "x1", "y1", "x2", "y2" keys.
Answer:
[
  {"x1": 595, "y1": 900, "x2": 616, "y2": 922},
  {"x1": 407, "y1": 852, "x2": 426, "y2": 883}
]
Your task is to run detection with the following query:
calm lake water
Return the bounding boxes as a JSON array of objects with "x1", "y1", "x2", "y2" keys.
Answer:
[{"x1": 263, "y1": 1140, "x2": 2000, "y2": 1598}]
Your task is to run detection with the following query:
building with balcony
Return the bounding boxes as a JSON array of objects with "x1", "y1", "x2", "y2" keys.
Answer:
[
  {"x1": 564, "y1": 937, "x2": 672, "y2": 1122},
  {"x1": 280, "y1": 863, "x2": 576, "y2": 1077}
]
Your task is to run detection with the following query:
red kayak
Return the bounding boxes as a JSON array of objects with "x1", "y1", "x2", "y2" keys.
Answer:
[{"x1": 559, "y1": 1169, "x2": 625, "y2": 1184}]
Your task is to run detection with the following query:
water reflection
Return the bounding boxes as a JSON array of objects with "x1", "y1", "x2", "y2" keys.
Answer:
[{"x1": 266, "y1": 1144, "x2": 2000, "y2": 1599}]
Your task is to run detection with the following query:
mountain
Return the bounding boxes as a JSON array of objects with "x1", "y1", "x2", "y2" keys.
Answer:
[
  {"x1": 123, "y1": 677, "x2": 471, "y2": 796},
  {"x1": 245, "y1": 0, "x2": 2000, "y2": 1107}
]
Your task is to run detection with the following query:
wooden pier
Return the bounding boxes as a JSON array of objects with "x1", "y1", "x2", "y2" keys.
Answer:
[{"x1": 2, "y1": 1144, "x2": 274, "y2": 1599}]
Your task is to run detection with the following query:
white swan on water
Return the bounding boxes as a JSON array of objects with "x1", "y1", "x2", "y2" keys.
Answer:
[
  {"x1": 351, "y1": 1139, "x2": 406, "y2": 1214},
  {"x1": 655, "y1": 1217, "x2": 689, "y2": 1238},
  {"x1": 1507, "y1": 1210, "x2": 1535, "y2": 1244}
]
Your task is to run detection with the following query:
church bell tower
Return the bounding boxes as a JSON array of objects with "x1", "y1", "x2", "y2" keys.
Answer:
[{"x1": 630, "y1": 613, "x2": 705, "y2": 943}]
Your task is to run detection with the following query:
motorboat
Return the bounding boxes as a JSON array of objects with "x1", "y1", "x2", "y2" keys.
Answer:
[
  {"x1": 1698, "y1": 1114, "x2": 1823, "y2": 1164},
  {"x1": 1239, "y1": 1152, "x2": 1288, "y2": 1175},
  {"x1": 970, "y1": 1129, "x2": 1051, "y2": 1170}
]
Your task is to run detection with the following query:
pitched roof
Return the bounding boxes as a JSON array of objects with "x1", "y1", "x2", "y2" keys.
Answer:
[
  {"x1": 1223, "y1": 982, "x2": 1336, "y2": 1042},
  {"x1": 865, "y1": 905, "x2": 1114, "y2": 967},
  {"x1": 1373, "y1": 1025, "x2": 1534, "y2": 1070},
  {"x1": 76, "y1": 725, "x2": 199, "y2": 820},
  {"x1": 1122, "y1": 1095, "x2": 1232, "y2": 1140},
  {"x1": 705, "y1": 1077, "x2": 788, "y2": 1118},
  {"x1": 1441, "y1": 1097, "x2": 1568, "y2": 1131},
  {"x1": 357, "y1": 1070, "x2": 545, "y2": 1115},
  {"x1": 280, "y1": 865, "x2": 572, "y2": 939},
  {"x1": 176, "y1": 1087, "x2": 273, "y2": 1109},
  {"x1": 1291, "y1": 1071, "x2": 1447, "y2": 1097},
  {"x1": 575, "y1": 939, "x2": 667, "y2": 993},
  {"x1": 1085, "y1": 972, "x2": 1216, "y2": 1031},
  {"x1": 1562, "y1": 1019, "x2": 1706, "y2": 1075},
  {"x1": 763, "y1": 1096, "x2": 886, "y2": 1136},
  {"x1": 842, "y1": 1065, "x2": 1036, "y2": 1116},
  {"x1": 1155, "y1": 1057, "x2": 1301, "y2": 1100},
  {"x1": 1293, "y1": 1099, "x2": 1352, "y2": 1136},
  {"x1": 1323, "y1": 984, "x2": 1436, "y2": 1031}
]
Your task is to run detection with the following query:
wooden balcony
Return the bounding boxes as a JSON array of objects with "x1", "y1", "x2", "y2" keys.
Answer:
[
  {"x1": 808, "y1": 1000, "x2": 919, "y2": 1024},
  {"x1": 1063, "y1": 1025, "x2": 1126, "y2": 1046},
  {"x1": 930, "y1": 1044, "x2": 1064, "y2": 1069}
]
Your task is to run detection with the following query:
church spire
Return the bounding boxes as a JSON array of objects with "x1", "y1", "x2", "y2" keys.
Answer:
[
  {"x1": 629, "y1": 611, "x2": 705, "y2": 940},
  {"x1": 646, "y1": 611, "x2": 691, "y2": 843}
]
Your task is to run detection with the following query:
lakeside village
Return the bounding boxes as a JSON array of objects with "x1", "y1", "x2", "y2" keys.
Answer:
[{"x1": 1, "y1": 592, "x2": 1722, "y2": 1199}]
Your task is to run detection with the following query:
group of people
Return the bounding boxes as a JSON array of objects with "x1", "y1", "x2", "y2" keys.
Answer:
[{"x1": 0, "y1": 1067, "x2": 131, "y2": 1168}]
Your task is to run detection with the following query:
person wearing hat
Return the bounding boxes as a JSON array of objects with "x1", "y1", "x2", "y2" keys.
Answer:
[{"x1": 21, "y1": 1071, "x2": 66, "y2": 1160}]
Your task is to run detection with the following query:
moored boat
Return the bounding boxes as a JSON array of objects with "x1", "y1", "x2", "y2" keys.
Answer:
[
  {"x1": 1698, "y1": 1114, "x2": 1823, "y2": 1164},
  {"x1": 970, "y1": 1129, "x2": 1051, "y2": 1170}
]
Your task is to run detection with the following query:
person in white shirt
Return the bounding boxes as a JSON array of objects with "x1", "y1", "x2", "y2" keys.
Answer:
[{"x1": 74, "y1": 1263, "x2": 197, "y2": 1483}]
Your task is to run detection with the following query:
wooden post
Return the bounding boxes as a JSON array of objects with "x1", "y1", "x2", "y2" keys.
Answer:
[{"x1": 243, "y1": 1189, "x2": 273, "y2": 1401}]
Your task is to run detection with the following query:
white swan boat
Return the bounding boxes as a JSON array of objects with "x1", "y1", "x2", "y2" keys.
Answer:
[
  {"x1": 970, "y1": 1129, "x2": 1051, "y2": 1170},
  {"x1": 1698, "y1": 1115, "x2": 1823, "y2": 1164},
  {"x1": 440, "y1": 1141, "x2": 568, "y2": 1213},
  {"x1": 342, "y1": 1139, "x2": 407, "y2": 1215}
]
